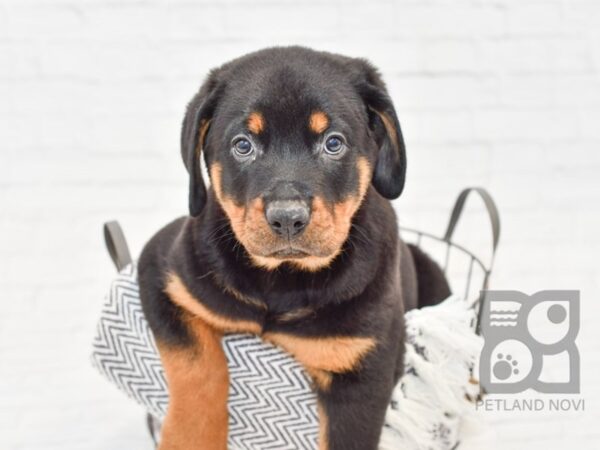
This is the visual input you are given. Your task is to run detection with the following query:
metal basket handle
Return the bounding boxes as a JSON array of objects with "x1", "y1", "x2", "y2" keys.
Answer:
[
  {"x1": 104, "y1": 222, "x2": 156, "y2": 442},
  {"x1": 440, "y1": 188, "x2": 501, "y2": 335},
  {"x1": 103, "y1": 221, "x2": 132, "y2": 272},
  {"x1": 443, "y1": 187, "x2": 501, "y2": 270}
]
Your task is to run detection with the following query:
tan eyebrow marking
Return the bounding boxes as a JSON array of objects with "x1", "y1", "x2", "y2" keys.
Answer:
[
  {"x1": 309, "y1": 111, "x2": 329, "y2": 134},
  {"x1": 247, "y1": 111, "x2": 265, "y2": 134}
]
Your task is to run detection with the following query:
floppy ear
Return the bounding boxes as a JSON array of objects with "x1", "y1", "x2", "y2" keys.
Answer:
[
  {"x1": 354, "y1": 62, "x2": 407, "y2": 199},
  {"x1": 181, "y1": 74, "x2": 221, "y2": 217}
]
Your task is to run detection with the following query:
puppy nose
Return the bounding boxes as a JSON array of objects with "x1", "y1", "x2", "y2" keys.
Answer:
[{"x1": 265, "y1": 201, "x2": 310, "y2": 238}]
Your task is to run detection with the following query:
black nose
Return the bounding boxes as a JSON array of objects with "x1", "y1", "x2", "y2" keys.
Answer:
[{"x1": 265, "y1": 201, "x2": 310, "y2": 238}]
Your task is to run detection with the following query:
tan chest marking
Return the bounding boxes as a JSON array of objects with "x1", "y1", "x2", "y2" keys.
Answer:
[
  {"x1": 263, "y1": 332, "x2": 376, "y2": 388},
  {"x1": 164, "y1": 272, "x2": 262, "y2": 335}
]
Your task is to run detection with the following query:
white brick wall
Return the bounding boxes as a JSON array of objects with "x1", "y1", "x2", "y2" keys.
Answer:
[{"x1": 1, "y1": 0, "x2": 599, "y2": 448}]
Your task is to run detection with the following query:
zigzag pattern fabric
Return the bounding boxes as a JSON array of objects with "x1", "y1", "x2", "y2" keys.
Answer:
[
  {"x1": 91, "y1": 264, "x2": 169, "y2": 419},
  {"x1": 91, "y1": 264, "x2": 319, "y2": 449},
  {"x1": 225, "y1": 335, "x2": 318, "y2": 449}
]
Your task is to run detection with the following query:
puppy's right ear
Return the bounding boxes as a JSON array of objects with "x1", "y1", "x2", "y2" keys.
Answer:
[{"x1": 181, "y1": 73, "x2": 222, "y2": 217}]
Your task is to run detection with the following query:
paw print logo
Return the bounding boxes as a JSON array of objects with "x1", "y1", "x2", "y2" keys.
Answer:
[
  {"x1": 493, "y1": 353, "x2": 519, "y2": 380},
  {"x1": 480, "y1": 290, "x2": 580, "y2": 394},
  {"x1": 484, "y1": 339, "x2": 531, "y2": 386}
]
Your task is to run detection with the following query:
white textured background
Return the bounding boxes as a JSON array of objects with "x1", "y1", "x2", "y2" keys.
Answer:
[{"x1": 1, "y1": 0, "x2": 599, "y2": 449}]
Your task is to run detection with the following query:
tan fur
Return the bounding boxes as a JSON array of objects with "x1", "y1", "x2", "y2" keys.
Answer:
[
  {"x1": 263, "y1": 332, "x2": 376, "y2": 374},
  {"x1": 306, "y1": 367, "x2": 333, "y2": 391},
  {"x1": 211, "y1": 164, "x2": 279, "y2": 265},
  {"x1": 157, "y1": 318, "x2": 228, "y2": 450},
  {"x1": 250, "y1": 254, "x2": 288, "y2": 270},
  {"x1": 373, "y1": 110, "x2": 400, "y2": 151},
  {"x1": 288, "y1": 157, "x2": 371, "y2": 271},
  {"x1": 159, "y1": 273, "x2": 264, "y2": 447},
  {"x1": 309, "y1": 111, "x2": 329, "y2": 134},
  {"x1": 247, "y1": 111, "x2": 265, "y2": 134},
  {"x1": 165, "y1": 272, "x2": 262, "y2": 334},
  {"x1": 210, "y1": 157, "x2": 372, "y2": 272},
  {"x1": 220, "y1": 283, "x2": 267, "y2": 311},
  {"x1": 198, "y1": 119, "x2": 211, "y2": 154}
]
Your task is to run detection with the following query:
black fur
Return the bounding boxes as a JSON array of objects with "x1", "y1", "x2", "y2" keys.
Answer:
[
  {"x1": 408, "y1": 244, "x2": 452, "y2": 308},
  {"x1": 139, "y1": 46, "x2": 450, "y2": 450}
]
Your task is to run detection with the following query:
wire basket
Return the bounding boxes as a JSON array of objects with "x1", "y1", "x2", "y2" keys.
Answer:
[{"x1": 400, "y1": 187, "x2": 500, "y2": 334}]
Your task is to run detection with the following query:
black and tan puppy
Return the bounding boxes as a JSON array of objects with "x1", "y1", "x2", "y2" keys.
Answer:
[{"x1": 139, "y1": 46, "x2": 450, "y2": 450}]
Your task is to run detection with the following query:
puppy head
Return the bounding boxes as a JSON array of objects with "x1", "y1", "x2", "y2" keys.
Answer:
[{"x1": 181, "y1": 47, "x2": 406, "y2": 271}]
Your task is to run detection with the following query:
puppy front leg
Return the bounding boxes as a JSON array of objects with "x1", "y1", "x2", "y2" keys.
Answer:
[
  {"x1": 157, "y1": 316, "x2": 229, "y2": 450},
  {"x1": 317, "y1": 371, "x2": 393, "y2": 450}
]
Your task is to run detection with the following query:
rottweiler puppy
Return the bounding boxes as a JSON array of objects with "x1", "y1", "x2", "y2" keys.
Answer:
[{"x1": 139, "y1": 46, "x2": 450, "y2": 450}]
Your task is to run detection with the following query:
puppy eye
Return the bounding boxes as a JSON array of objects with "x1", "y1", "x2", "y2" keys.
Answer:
[
  {"x1": 232, "y1": 138, "x2": 254, "y2": 157},
  {"x1": 324, "y1": 135, "x2": 345, "y2": 155}
]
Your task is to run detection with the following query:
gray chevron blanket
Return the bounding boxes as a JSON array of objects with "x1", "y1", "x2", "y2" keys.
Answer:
[{"x1": 92, "y1": 263, "x2": 483, "y2": 450}]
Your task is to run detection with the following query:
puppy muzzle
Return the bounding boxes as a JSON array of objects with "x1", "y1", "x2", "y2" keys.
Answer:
[{"x1": 263, "y1": 181, "x2": 312, "y2": 240}]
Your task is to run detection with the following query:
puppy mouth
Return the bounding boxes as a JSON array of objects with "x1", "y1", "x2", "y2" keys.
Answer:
[{"x1": 267, "y1": 247, "x2": 310, "y2": 259}]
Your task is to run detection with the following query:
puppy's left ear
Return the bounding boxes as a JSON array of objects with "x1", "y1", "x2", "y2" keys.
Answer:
[{"x1": 353, "y1": 60, "x2": 407, "y2": 199}]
